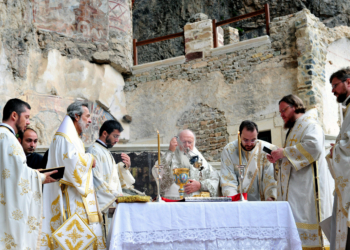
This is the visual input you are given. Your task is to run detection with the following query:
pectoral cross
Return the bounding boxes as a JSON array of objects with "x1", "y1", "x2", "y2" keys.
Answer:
[{"x1": 289, "y1": 134, "x2": 298, "y2": 146}]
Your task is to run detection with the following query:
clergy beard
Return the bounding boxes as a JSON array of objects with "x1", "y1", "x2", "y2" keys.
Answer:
[
  {"x1": 174, "y1": 147, "x2": 192, "y2": 169},
  {"x1": 241, "y1": 143, "x2": 255, "y2": 152},
  {"x1": 337, "y1": 92, "x2": 347, "y2": 103},
  {"x1": 105, "y1": 135, "x2": 114, "y2": 148},
  {"x1": 284, "y1": 119, "x2": 296, "y2": 129},
  {"x1": 78, "y1": 118, "x2": 89, "y2": 135}
]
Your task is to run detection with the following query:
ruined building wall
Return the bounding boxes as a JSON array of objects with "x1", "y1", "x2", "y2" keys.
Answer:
[
  {"x1": 125, "y1": 9, "x2": 350, "y2": 160},
  {"x1": 133, "y1": 0, "x2": 350, "y2": 64},
  {"x1": 0, "y1": 0, "x2": 133, "y2": 146}
]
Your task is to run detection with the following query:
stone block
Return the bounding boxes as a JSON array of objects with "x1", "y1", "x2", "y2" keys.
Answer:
[
  {"x1": 260, "y1": 54, "x2": 273, "y2": 61},
  {"x1": 192, "y1": 61, "x2": 208, "y2": 69}
]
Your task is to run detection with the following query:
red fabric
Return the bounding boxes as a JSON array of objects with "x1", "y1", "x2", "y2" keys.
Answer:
[
  {"x1": 228, "y1": 193, "x2": 248, "y2": 201},
  {"x1": 161, "y1": 197, "x2": 182, "y2": 202}
]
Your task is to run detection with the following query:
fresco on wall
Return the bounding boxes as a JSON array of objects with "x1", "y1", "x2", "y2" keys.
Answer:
[
  {"x1": 33, "y1": 0, "x2": 109, "y2": 42},
  {"x1": 108, "y1": 0, "x2": 131, "y2": 33}
]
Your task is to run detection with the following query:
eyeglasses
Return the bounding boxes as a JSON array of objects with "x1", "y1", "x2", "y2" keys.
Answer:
[
  {"x1": 181, "y1": 140, "x2": 194, "y2": 145},
  {"x1": 331, "y1": 81, "x2": 345, "y2": 90},
  {"x1": 279, "y1": 106, "x2": 291, "y2": 114},
  {"x1": 242, "y1": 139, "x2": 256, "y2": 144}
]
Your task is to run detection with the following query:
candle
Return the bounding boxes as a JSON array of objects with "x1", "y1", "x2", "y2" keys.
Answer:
[
  {"x1": 157, "y1": 130, "x2": 161, "y2": 165},
  {"x1": 238, "y1": 131, "x2": 242, "y2": 165}
]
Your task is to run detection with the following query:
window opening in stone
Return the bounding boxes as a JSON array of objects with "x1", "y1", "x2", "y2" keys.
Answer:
[{"x1": 258, "y1": 130, "x2": 272, "y2": 144}]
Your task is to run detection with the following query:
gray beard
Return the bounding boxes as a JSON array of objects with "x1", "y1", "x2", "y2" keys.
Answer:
[
  {"x1": 78, "y1": 118, "x2": 88, "y2": 135},
  {"x1": 174, "y1": 147, "x2": 192, "y2": 168}
]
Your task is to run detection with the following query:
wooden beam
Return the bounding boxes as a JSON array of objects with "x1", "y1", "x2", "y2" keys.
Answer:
[
  {"x1": 216, "y1": 9, "x2": 265, "y2": 27},
  {"x1": 265, "y1": 3, "x2": 270, "y2": 35},
  {"x1": 136, "y1": 32, "x2": 184, "y2": 47},
  {"x1": 212, "y1": 19, "x2": 218, "y2": 48},
  {"x1": 133, "y1": 39, "x2": 138, "y2": 65}
]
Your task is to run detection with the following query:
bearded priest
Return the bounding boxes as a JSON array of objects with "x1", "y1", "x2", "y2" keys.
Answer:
[
  {"x1": 220, "y1": 120, "x2": 277, "y2": 201},
  {"x1": 87, "y1": 120, "x2": 135, "y2": 238},
  {"x1": 40, "y1": 101, "x2": 106, "y2": 249},
  {"x1": 152, "y1": 129, "x2": 219, "y2": 199},
  {"x1": 267, "y1": 94, "x2": 333, "y2": 249},
  {"x1": 0, "y1": 99, "x2": 56, "y2": 250}
]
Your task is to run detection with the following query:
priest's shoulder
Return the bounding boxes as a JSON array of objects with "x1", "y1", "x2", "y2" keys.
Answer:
[
  {"x1": 223, "y1": 140, "x2": 238, "y2": 151},
  {"x1": 0, "y1": 127, "x2": 15, "y2": 141}
]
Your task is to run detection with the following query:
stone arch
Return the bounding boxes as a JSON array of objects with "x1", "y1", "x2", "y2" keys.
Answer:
[{"x1": 176, "y1": 103, "x2": 229, "y2": 161}]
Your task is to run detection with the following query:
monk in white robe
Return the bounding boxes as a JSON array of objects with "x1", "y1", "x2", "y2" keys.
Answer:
[
  {"x1": 87, "y1": 120, "x2": 134, "y2": 238},
  {"x1": 220, "y1": 120, "x2": 277, "y2": 201},
  {"x1": 41, "y1": 101, "x2": 106, "y2": 249},
  {"x1": 0, "y1": 99, "x2": 56, "y2": 250},
  {"x1": 326, "y1": 68, "x2": 350, "y2": 250},
  {"x1": 268, "y1": 95, "x2": 333, "y2": 249},
  {"x1": 152, "y1": 129, "x2": 219, "y2": 199}
]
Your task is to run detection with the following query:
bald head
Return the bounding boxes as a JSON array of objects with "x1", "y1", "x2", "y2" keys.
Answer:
[{"x1": 178, "y1": 129, "x2": 196, "y2": 151}]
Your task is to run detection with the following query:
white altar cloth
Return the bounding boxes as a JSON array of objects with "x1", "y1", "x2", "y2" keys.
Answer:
[{"x1": 107, "y1": 201, "x2": 302, "y2": 250}]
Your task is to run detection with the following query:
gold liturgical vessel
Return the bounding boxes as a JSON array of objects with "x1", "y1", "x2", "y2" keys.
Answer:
[{"x1": 173, "y1": 168, "x2": 189, "y2": 199}]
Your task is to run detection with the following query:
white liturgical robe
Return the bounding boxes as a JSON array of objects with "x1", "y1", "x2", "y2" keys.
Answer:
[
  {"x1": 275, "y1": 108, "x2": 333, "y2": 249},
  {"x1": 220, "y1": 139, "x2": 277, "y2": 201},
  {"x1": 327, "y1": 99, "x2": 350, "y2": 250},
  {"x1": 40, "y1": 116, "x2": 106, "y2": 249},
  {"x1": 152, "y1": 147, "x2": 219, "y2": 199},
  {"x1": 87, "y1": 141, "x2": 135, "y2": 237},
  {"x1": 0, "y1": 124, "x2": 44, "y2": 250}
]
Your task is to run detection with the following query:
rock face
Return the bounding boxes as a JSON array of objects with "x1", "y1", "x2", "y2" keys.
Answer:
[
  {"x1": 133, "y1": 0, "x2": 350, "y2": 64},
  {"x1": 0, "y1": 0, "x2": 133, "y2": 146}
]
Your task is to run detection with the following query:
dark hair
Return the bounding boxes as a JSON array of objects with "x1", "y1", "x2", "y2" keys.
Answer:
[
  {"x1": 67, "y1": 101, "x2": 89, "y2": 122},
  {"x1": 18, "y1": 127, "x2": 37, "y2": 140},
  {"x1": 330, "y1": 67, "x2": 350, "y2": 83},
  {"x1": 279, "y1": 94, "x2": 306, "y2": 114},
  {"x1": 99, "y1": 120, "x2": 124, "y2": 136},
  {"x1": 2, "y1": 98, "x2": 31, "y2": 121},
  {"x1": 239, "y1": 120, "x2": 258, "y2": 135}
]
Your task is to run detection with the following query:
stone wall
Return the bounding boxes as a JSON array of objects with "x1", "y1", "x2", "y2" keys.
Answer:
[
  {"x1": 176, "y1": 104, "x2": 229, "y2": 161},
  {"x1": 133, "y1": 0, "x2": 350, "y2": 64},
  {"x1": 125, "y1": 9, "x2": 350, "y2": 151},
  {"x1": 0, "y1": 0, "x2": 133, "y2": 146}
]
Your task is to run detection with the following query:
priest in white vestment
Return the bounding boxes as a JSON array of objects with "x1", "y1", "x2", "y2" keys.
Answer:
[
  {"x1": 268, "y1": 94, "x2": 333, "y2": 249},
  {"x1": 87, "y1": 120, "x2": 134, "y2": 238},
  {"x1": 220, "y1": 120, "x2": 277, "y2": 201},
  {"x1": 152, "y1": 129, "x2": 220, "y2": 199},
  {"x1": 0, "y1": 99, "x2": 56, "y2": 250},
  {"x1": 326, "y1": 68, "x2": 350, "y2": 250},
  {"x1": 41, "y1": 101, "x2": 106, "y2": 249}
]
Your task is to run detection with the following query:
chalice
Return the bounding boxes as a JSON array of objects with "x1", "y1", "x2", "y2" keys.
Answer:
[
  {"x1": 173, "y1": 168, "x2": 190, "y2": 199},
  {"x1": 238, "y1": 165, "x2": 248, "y2": 202}
]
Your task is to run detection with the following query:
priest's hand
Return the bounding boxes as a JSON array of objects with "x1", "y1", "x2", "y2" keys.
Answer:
[
  {"x1": 121, "y1": 153, "x2": 131, "y2": 168},
  {"x1": 169, "y1": 137, "x2": 178, "y2": 152},
  {"x1": 184, "y1": 179, "x2": 201, "y2": 194},
  {"x1": 266, "y1": 197, "x2": 275, "y2": 201},
  {"x1": 43, "y1": 170, "x2": 58, "y2": 184},
  {"x1": 271, "y1": 148, "x2": 285, "y2": 161},
  {"x1": 266, "y1": 154, "x2": 276, "y2": 163},
  {"x1": 92, "y1": 158, "x2": 96, "y2": 168},
  {"x1": 330, "y1": 143, "x2": 334, "y2": 158}
]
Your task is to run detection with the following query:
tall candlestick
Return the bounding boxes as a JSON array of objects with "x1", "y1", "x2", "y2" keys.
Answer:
[
  {"x1": 157, "y1": 130, "x2": 161, "y2": 165},
  {"x1": 238, "y1": 131, "x2": 242, "y2": 165}
]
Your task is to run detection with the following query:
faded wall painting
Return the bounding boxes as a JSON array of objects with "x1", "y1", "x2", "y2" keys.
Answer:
[
  {"x1": 109, "y1": 0, "x2": 131, "y2": 33},
  {"x1": 33, "y1": 0, "x2": 109, "y2": 42}
]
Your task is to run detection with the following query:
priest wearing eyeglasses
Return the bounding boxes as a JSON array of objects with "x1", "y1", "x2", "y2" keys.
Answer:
[{"x1": 220, "y1": 120, "x2": 277, "y2": 201}]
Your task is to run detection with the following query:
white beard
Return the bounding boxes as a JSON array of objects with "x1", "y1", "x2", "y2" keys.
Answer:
[{"x1": 174, "y1": 147, "x2": 192, "y2": 169}]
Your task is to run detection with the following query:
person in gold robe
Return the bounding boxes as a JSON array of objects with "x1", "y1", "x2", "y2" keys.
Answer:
[
  {"x1": 268, "y1": 94, "x2": 333, "y2": 249},
  {"x1": 41, "y1": 101, "x2": 106, "y2": 249},
  {"x1": 220, "y1": 120, "x2": 277, "y2": 201},
  {"x1": 0, "y1": 99, "x2": 55, "y2": 250},
  {"x1": 327, "y1": 68, "x2": 350, "y2": 250}
]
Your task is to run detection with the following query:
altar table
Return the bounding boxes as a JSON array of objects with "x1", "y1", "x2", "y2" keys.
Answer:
[{"x1": 107, "y1": 201, "x2": 302, "y2": 250}]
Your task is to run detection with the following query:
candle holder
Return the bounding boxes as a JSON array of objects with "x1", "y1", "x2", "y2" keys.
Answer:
[
  {"x1": 155, "y1": 165, "x2": 165, "y2": 203},
  {"x1": 238, "y1": 165, "x2": 248, "y2": 202},
  {"x1": 173, "y1": 168, "x2": 190, "y2": 199}
]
